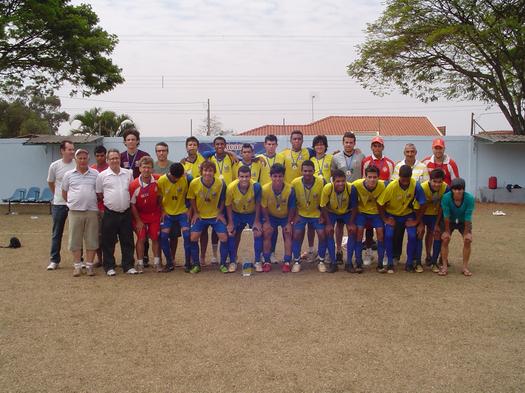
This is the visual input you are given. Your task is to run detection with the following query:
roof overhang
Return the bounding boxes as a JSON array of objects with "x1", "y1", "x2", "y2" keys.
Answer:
[
  {"x1": 23, "y1": 135, "x2": 103, "y2": 145},
  {"x1": 474, "y1": 134, "x2": 525, "y2": 144}
]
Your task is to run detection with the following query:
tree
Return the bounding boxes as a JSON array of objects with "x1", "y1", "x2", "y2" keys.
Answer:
[
  {"x1": 196, "y1": 115, "x2": 233, "y2": 136},
  {"x1": 0, "y1": 0, "x2": 124, "y2": 96},
  {"x1": 347, "y1": 0, "x2": 525, "y2": 135},
  {"x1": 70, "y1": 108, "x2": 132, "y2": 136}
]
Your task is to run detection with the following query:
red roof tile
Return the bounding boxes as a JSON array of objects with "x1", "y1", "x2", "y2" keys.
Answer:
[{"x1": 237, "y1": 115, "x2": 442, "y2": 136}]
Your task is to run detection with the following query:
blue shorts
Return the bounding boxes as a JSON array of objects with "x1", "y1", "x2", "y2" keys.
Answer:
[
  {"x1": 385, "y1": 212, "x2": 416, "y2": 226},
  {"x1": 268, "y1": 215, "x2": 288, "y2": 228},
  {"x1": 191, "y1": 217, "x2": 227, "y2": 234},
  {"x1": 294, "y1": 216, "x2": 325, "y2": 231},
  {"x1": 422, "y1": 215, "x2": 437, "y2": 229},
  {"x1": 356, "y1": 213, "x2": 384, "y2": 229},
  {"x1": 232, "y1": 212, "x2": 256, "y2": 231},
  {"x1": 327, "y1": 212, "x2": 350, "y2": 225},
  {"x1": 161, "y1": 213, "x2": 189, "y2": 231}
]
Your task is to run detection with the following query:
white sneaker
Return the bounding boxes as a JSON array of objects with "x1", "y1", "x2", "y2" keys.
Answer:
[
  {"x1": 73, "y1": 263, "x2": 82, "y2": 277},
  {"x1": 107, "y1": 269, "x2": 116, "y2": 277},
  {"x1": 291, "y1": 262, "x2": 302, "y2": 273},
  {"x1": 317, "y1": 261, "x2": 327, "y2": 273},
  {"x1": 126, "y1": 268, "x2": 139, "y2": 275},
  {"x1": 228, "y1": 262, "x2": 237, "y2": 273},
  {"x1": 47, "y1": 262, "x2": 59, "y2": 270},
  {"x1": 270, "y1": 253, "x2": 279, "y2": 264},
  {"x1": 363, "y1": 249, "x2": 372, "y2": 266},
  {"x1": 255, "y1": 262, "x2": 263, "y2": 272},
  {"x1": 135, "y1": 262, "x2": 144, "y2": 274},
  {"x1": 86, "y1": 263, "x2": 95, "y2": 276}
]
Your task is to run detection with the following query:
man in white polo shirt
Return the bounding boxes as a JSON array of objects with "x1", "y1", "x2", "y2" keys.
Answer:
[
  {"x1": 62, "y1": 149, "x2": 99, "y2": 277},
  {"x1": 46, "y1": 140, "x2": 76, "y2": 270},
  {"x1": 96, "y1": 148, "x2": 137, "y2": 276}
]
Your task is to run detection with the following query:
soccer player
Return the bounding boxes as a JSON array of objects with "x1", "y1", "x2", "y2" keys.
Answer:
[
  {"x1": 120, "y1": 128, "x2": 150, "y2": 179},
  {"x1": 281, "y1": 130, "x2": 314, "y2": 185},
  {"x1": 261, "y1": 164, "x2": 296, "y2": 272},
  {"x1": 353, "y1": 166, "x2": 387, "y2": 272},
  {"x1": 153, "y1": 142, "x2": 174, "y2": 176},
  {"x1": 416, "y1": 168, "x2": 448, "y2": 273},
  {"x1": 225, "y1": 166, "x2": 263, "y2": 273},
  {"x1": 187, "y1": 161, "x2": 228, "y2": 274},
  {"x1": 233, "y1": 143, "x2": 263, "y2": 183},
  {"x1": 181, "y1": 136, "x2": 207, "y2": 178},
  {"x1": 423, "y1": 138, "x2": 459, "y2": 186},
  {"x1": 291, "y1": 160, "x2": 327, "y2": 273},
  {"x1": 129, "y1": 157, "x2": 162, "y2": 273},
  {"x1": 377, "y1": 165, "x2": 426, "y2": 273},
  {"x1": 439, "y1": 177, "x2": 475, "y2": 277},
  {"x1": 157, "y1": 163, "x2": 193, "y2": 272},
  {"x1": 257, "y1": 134, "x2": 284, "y2": 186},
  {"x1": 46, "y1": 140, "x2": 76, "y2": 271},
  {"x1": 311, "y1": 135, "x2": 333, "y2": 183},
  {"x1": 320, "y1": 169, "x2": 357, "y2": 273}
]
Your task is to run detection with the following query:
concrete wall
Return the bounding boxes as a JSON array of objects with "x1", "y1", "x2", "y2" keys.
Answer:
[{"x1": 1, "y1": 135, "x2": 523, "y2": 202}]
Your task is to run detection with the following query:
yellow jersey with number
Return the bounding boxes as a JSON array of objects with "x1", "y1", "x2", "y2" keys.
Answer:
[
  {"x1": 232, "y1": 161, "x2": 263, "y2": 183},
  {"x1": 209, "y1": 154, "x2": 235, "y2": 185},
  {"x1": 225, "y1": 179, "x2": 261, "y2": 214},
  {"x1": 291, "y1": 176, "x2": 325, "y2": 218},
  {"x1": 157, "y1": 174, "x2": 191, "y2": 215},
  {"x1": 377, "y1": 178, "x2": 419, "y2": 216},
  {"x1": 312, "y1": 154, "x2": 333, "y2": 183},
  {"x1": 353, "y1": 179, "x2": 386, "y2": 215},
  {"x1": 182, "y1": 153, "x2": 206, "y2": 179},
  {"x1": 261, "y1": 182, "x2": 295, "y2": 219},
  {"x1": 282, "y1": 148, "x2": 311, "y2": 184},
  {"x1": 420, "y1": 181, "x2": 448, "y2": 216},
  {"x1": 187, "y1": 177, "x2": 225, "y2": 219},
  {"x1": 257, "y1": 153, "x2": 285, "y2": 185},
  {"x1": 320, "y1": 181, "x2": 353, "y2": 215}
]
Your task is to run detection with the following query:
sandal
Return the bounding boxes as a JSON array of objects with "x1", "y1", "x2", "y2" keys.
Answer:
[
  {"x1": 438, "y1": 267, "x2": 448, "y2": 276},
  {"x1": 462, "y1": 269, "x2": 472, "y2": 277}
]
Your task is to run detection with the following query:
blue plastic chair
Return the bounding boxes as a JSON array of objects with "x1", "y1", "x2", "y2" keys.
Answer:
[
  {"x1": 23, "y1": 187, "x2": 40, "y2": 202},
  {"x1": 38, "y1": 187, "x2": 54, "y2": 214},
  {"x1": 3, "y1": 188, "x2": 26, "y2": 202}
]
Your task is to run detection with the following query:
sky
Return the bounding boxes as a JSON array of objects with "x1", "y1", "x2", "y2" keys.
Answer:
[{"x1": 59, "y1": 0, "x2": 510, "y2": 136}]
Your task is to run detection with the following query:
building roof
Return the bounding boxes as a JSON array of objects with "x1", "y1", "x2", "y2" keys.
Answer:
[
  {"x1": 237, "y1": 115, "x2": 442, "y2": 136},
  {"x1": 474, "y1": 131, "x2": 525, "y2": 144},
  {"x1": 22, "y1": 135, "x2": 103, "y2": 145}
]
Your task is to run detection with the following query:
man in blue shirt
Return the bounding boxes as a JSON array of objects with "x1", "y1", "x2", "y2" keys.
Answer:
[{"x1": 439, "y1": 178, "x2": 475, "y2": 277}]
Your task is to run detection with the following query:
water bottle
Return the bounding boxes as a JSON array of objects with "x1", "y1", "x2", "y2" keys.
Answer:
[{"x1": 242, "y1": 259, "x2": 254, "y2": 276}]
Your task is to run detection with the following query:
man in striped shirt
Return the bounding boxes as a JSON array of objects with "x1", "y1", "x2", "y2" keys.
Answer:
[{"x1": 422, "y1": 138, "x2": 459, "y2": 186}]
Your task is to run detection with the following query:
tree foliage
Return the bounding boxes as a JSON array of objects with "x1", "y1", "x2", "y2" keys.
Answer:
[
  {"x1": 348, "y1": 0, "x2": 525, "y2": 134},
  {"x1": 0, "y1": 0, "x2": 124, "y2": 96},
  {"x1": 197, "y1": 115, "x2": 233, "y2": 136},
  {"x1": 70, "y1": 108, "x2": 131, "y2": 137}
]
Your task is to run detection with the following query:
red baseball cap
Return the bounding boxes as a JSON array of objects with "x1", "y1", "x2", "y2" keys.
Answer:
[
  {"x1": 432, "y1": 138, "x2": 445, "y2": 148},
  {"x1": 371, "y1": 136, "x2": 384, "y2": 145}
]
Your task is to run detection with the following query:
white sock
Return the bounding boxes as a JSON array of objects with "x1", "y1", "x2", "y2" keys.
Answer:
[
  {"x1": 74, "y1": 262, "x2": 82, "y2": 268},
  {"x1": 212, "y1": 243, "x2": 218, "y2": 257},
  {"x1": 153, "y1": 257, "x2": 160, "y2": 265},
  {"x1": 137, "y1": 259, "x2": 143, "y2": 265}
]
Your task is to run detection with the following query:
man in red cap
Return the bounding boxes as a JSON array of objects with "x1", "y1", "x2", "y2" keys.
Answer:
[{"x1": 423, "y1": 138, "x2": 459, "y2": 186}]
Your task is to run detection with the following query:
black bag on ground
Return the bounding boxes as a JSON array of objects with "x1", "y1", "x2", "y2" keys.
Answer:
[{"x1": 1, "y1": 237, "x2": 21, "y2": 248}]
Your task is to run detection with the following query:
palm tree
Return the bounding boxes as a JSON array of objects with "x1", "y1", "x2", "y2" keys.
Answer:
[{"x1": 70, "y1": 108, "x2": 132, "y2": 136}]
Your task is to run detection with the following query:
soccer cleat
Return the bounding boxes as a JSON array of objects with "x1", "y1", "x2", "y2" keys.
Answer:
[
  {"x1": 317, "y1": 261, "x2": 327, "y2": 273},
  {"x1": 344, "y1": 264, "x2": 356, "y2": 273},
  {"x1": 126, "y1": 268, "x2": 139, "y2": 275},
  {"x1": 281, "y1": 262, "x2": 291, "y2": 273},
  {"x1": 387, "y1": 268, "x2": 395, "y2": 274},
  {"x1": 228, "y1": 262, "x2": 237, "y2": 273},
  {"x1": 255, "y1": 262, "x2": 263, "y2": 273},
  {"x1": 262, "y1": 262, "x2": 271, "y2": 272},
  {"x1": 291, "y1": 262, "x2": 302, "y2": 273},
  {"x1": 404, "y1": 265, "x2": 414, "y2": 273},
  {"x1": 73, "y1": 264, "x2": 82, "y2": 277},
  {"x1": 326, "y1": 264, "x2": 338, "y2": 273},
  {"x1": 106, "y1": 269, "x2": 116, "y2": 277},
  {"x1": 355, "y1": 266, "x2": 364, "y2": 274},
  {"x1": 415, "y1": 264, "x2": 424, "y2": 273},
  {"x1": 47, "y1": 262, "x2": 59, "y2": 270},
  {"x1": 270, "y1": 253, "x2": 279, "y2": 264},
  {"x1": 336, "y1": 251, "x2": 344, "y2": 265},
  {"x1": 376, "y1": 266, "x2": 386, "y2": 274},
  {"x1": 184, "y1": 264, "x2": 191, "y2": 273},
  {"x1": 155, "y1": 263, "x2": 164, "y2": 273},
  {"x1": 135, "y1": 262, "x2": 144, "y2": 274},
  {"x1": 431, "y1": 264, "x2": 440, "y2": 273},
  {"x1": 190, "y1": 265, "x2": 201, "y2": 274},
  {"x1": 219, "y1": 265, "x2": 229, "y2": 274}
]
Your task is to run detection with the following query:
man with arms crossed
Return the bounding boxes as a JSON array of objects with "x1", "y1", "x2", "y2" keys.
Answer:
[
  {"x1": 46, "y1": 140, "x2": 76, "y2": 270},
  {"x1": 62, "y1": 149, "x2": 99, "y2": 277}
]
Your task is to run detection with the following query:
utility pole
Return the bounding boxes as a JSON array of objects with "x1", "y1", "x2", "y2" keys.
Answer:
[
  {"x1": 161, "y1": 75, "x2": 164, "y2": 89},
  {"x1": 470, "y1": 112, "x2": 475, "y2": 135},
  {"x1": 207, "y1": 98, "x2": 211, "y2": 136},
  {"x1": 311, "y1": 94, "x2": 316, "y2": 122},
  {"x1": 190, "y1": 119, "x2": 193, "y2": 136}
]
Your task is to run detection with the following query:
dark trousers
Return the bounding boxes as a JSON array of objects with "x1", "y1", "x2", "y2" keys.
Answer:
[
  {"x1": 102, "y1": 208, "x2": 135, "y2": 272},
  {"x1": 50, "y1": 204, "x2": 69, "y2": 263},
  {"x1": 393, "y1": 221, "x2": 405, "y2": 259}
]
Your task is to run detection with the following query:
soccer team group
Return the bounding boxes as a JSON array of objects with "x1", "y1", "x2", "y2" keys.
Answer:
[{"x1": 46, "y1": 128, "x2": 475, "y2": 278}]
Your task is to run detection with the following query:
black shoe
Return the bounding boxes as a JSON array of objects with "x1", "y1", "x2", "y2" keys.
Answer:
[
  {"x1": 345, "y1": 264, "x2": 356, "y2": 273},
  {"x1": 355, "y1": 266, "x2": 364, "y2": 274},
  {"x1": 165, "y1": 265, "x2": 174, "y2": 273},
  {"x1": 336, "y1": 251, "x2": 343, "y2": 265},
  {"x1": 143, "y1": 255, "x2": 150, "y2": 267},
  {"x1": 371, "y1": 240, "x2": 378, "y2": 251},
  {"x1": 326, "y1": 264, "x2": 338, "y2": 273},
  {"x1": 184, "y1": 265, "x2": 191, "y2": 273},
  {"x1": 425, "y1": 257, "x2": 432, "y2": 266},
  {"x1": 404, "y1": 265, "x2": 414, "y2": 272}
]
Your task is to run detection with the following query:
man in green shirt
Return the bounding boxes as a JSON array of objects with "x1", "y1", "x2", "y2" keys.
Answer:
[
  {"x1": 439, "y1": 178, "x2": 475, "y2": 276},
  {"x1": 153, "y1": 142, "x2": 174, "y2": 176}
]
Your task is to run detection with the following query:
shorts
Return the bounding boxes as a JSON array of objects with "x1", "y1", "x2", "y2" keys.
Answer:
[
  {"x1": 385, "y1": 212, "x2": 416, "y2": 227},
  {"x1": 440, "y1": 220, "x2": 469, "y2": 235},
  {"x1": 232, "y1": 211, "x2": 256, "y2": 231},
  {"x1": 294, "y1": 215, "x2": 324, "y2": 231},
  {"x1": 327, "y1": 212, "x2": 350, "y2": 225},
  {"x1": 68, "y1": 210, "x2": 99, "y2": 251},
  {"x1": 356, "y1": 213, "x2": 383, "y2": 229},
  {"x1": 268, "y1": 215, "x2": 288, "y2": 228},
  {"x1": 161, "y1": 213, "x2": 188, "y2": 237},
  {"x1": 133, "y1": 214, "x2": 161, "y2": 241},
  {"x1": 191, "y1": 217, "x2": 227, "y2": 234},
  {"x1": 422, "y1": 215, "x2": 437, "y2": 229}
]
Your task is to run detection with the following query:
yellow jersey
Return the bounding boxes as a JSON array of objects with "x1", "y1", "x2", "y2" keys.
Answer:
[
  {"x1": 157, "y1": 174, "x2": 192, "y2": 216},
  {"x1": 257, "y1": 153, "x2": 285, "y2": 185},
  {"x1": 182, "y1": 153, "x2": 206, "y2": 179},
  {"x1": 291, "y1": 176, "x2": 325, "y2": 218},
  {"x1": 420, "y1": 181, "x2": 448, "y2": 216},
  {"x1": 225, "y1": 179, "x2": 261, "y2": 214},
  {"x1": 353, "y1": 178, "x2": 386, "y2": 215},
  {"x1": 377, "y1": 178, "x2": 425, "y2": 216},
  {"x1": 312, "y1": 154, "x2": 333, "y2": 183},
  {"x1": 232, "y1": 160, "x2": 263, "y2": 183},
  {"x1": 187, "y1": 177, "x2": 226, "y2": 219},
  {"x1": 261, "y1": 182, "x2": 295, "y2": 219},
  {"x1": 209, "y1": 154, "x2": 235, "y2": 185},
  {"x1": 282, "y1": 148, "x2": 312, "y2": 184},
  {"x1": 320, "y1": 181, "x2": 355, "y2": 215}
]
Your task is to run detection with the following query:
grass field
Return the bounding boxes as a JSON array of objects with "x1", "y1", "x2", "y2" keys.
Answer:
[{"x1": 1, "y1": 203, "x2": 524, "y2": 393}]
